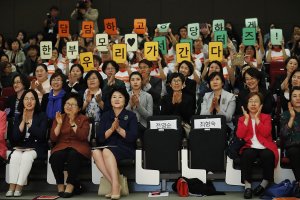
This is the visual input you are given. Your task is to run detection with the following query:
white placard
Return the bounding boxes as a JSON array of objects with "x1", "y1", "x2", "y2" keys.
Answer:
[
  {"x1": 66, "y1": 41, "x2": 78, "y2": 60},
  {"x1": 125, "y1": 33, "x2": 138, "y2": 52},
  {"x1": 157, "y1": 23, "x2": 171, "y2": 33},
  {"x1": 245, "y1": 18, "x2": 258, "y2": 28},
  {"x1": 96, "y1": 33, "x2": 109, "y2": 52},
  {"x1": 40, "y1": 41, "x2": 52, "y2": 59},
  {"x1": 149, "y1": 120, "x2": 177, "y2": 130},
  {"x1": 194, "y1": 118, "x2": 221, "y2": 129}
]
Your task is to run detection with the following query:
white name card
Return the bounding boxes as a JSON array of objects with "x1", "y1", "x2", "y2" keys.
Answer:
[
  {"x1": 149, "y1": 120, "x2": 177, "y2": 130},
  {"x1": 194, "y1": 118, "x2": 221, "y2": 129}
]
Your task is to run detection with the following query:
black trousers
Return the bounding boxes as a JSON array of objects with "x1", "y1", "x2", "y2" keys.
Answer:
[
  {"x1": 286, "y1": 146, "x2": 300, "y2": 181},
  {"x1": 50, "y1": 148, "x2": 87, "y2": 186},
  {"x1": 241, "y1": 148, "x2": 275, "y2": 183}
]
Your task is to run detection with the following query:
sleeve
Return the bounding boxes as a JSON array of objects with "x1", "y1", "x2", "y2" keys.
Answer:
[
  {"x1": 135, "y1": 93, "x2": 153, "y2": 118},
  {"x1": 218, "y1": 95, "x2": 236, "y2": 122},
  {"x1": 0, "y1": 112, "x2": 7, "y2": 142},
  {"x1": 97, "y1": 114, "x2": 108, "y2": 143},
  {"x1": 28, "y1": 113, "x2": 48, "y2": 142},
  {"x1": 255, "y1": 114, "x2": 272, "y2": 138},
  {"x1": 262, "y1": 91, "x2": 275, "y2": 114},
  {"x1": 12, "y1": 116, "x2": 23, "y2": 142},
  {"x1": 124, "y1": 113, "x2": 138, "y2": 143},
  {"x1": 74, "y1": 116, "x2": 90, "y2": 141},
  {"x1": 160, "y1": 96, "x2": 171, "y2": 115},
  {"x1": 280, "y1": 112, "x2": 293, "y2": 137},
  {"x1": 236, "y1": 116, "x2": 250, "y2": 139},
  {"x1": 200, "y1": 94, "x2": 211, "y2": 115},
  {"x1": 16, "y1": 51, "x2": 26, "y2": 67},
  {"x1": 50, "y1": 117, "x2": 59, "y2": 142}
]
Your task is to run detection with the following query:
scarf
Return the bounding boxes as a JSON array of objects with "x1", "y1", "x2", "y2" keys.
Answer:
[{"x1": 46, "y1": 89, "x2": 66, "y2": 119}]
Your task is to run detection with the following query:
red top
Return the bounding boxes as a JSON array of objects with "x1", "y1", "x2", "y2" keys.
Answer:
[{"x1": 0, "y1": 111, "x2": 7, "y2": 159}]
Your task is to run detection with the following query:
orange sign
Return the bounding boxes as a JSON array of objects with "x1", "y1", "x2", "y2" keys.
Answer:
[
  {"x1": 134, "y1": 19, "x2": 146, "y2": 34},
  {"x1": 82, "y1": 21, "x2": 94, "y2": 38},
  {"x1": 58, "y1": 21, "x2": 69, "y2": 37},
  {"x1": 104, "y1": 18, "x2": 117, "y2": 35}
]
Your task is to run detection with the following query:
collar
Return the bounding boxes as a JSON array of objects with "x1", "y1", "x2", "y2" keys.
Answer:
[{"x1": 109, "y1": 108, "x2": 128, "y2": 120}]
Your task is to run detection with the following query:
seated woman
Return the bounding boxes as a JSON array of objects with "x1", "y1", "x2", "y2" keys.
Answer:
[
  {"x1": 41, "y1": 72, "x2": 66, "y2": 121},
  {"x1": 0, "y1": 110, "x2": 7, "y2": 163},
  {"x1": 50, "y1": 93, "x2": 90, "y2": 198},
  {"x1": 5, "y1": 39, "x2": 26, "y2": 69},
  {"x1": 126, "y1": 72, "x2": 153, "y2": 138},
  {"x1": 237, "y1": 92, "x2": 278, "y2": 199},
  {"x1": 30, "y1": 64, "x2": 51, "y2": 103},
  {"x1": 236, "y1": 67, "x2": 274, "y2": 116},
  {"x1": 200, "y1": 72, "x2": 236, "y2": 131},
  {"x1": 83, "y1": 70, "x2": 105, "y2": 123},
  {"x1": 92, "y1": 87, "x2": 137, "y2": 200},
  {"x1": 161, "y1": 73, "x2": 194, "y2": 137},
  {"x1": 6, "y1": 89, "x2": 48, "y2": 197},
  {"x1": 280, "y1": 86, "x2": 300, "y2": 198},
  {"x1": 0, "y1": 61, "x2": 18, "y2": 88},
  {"x1": 66, "y1": 64, "x2": 86, "y2": 96}
]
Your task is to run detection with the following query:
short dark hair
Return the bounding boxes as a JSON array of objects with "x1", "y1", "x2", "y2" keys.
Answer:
[
  {"x1": 63, "y1": 92, "x2": 84, "y2": 110},
  {"x1": 84, "y1": 70, "x2": 104, "y2": 89},
  {"x1": 243, "y1": 67, "x2": 262, "y2": 86},
  {"x1": 10, "y1": 39, "x2": 21, "y2": 50},
  {"x1": 139, "y1": 59, "x2": 153, "y2": 69},
  {"x1": 109, "y1": 86, "x2": 130, "y2": 108},
  {"x1": 290, "y1": 86, "x2": 300, "y2": 101},
  {"x1": 50, "y1": 72, "x2": 66, "y2": 85},
  {"x1": 18, "y1": 89, "x2": 41, "y2": 117},
  {"x1": 27, "y1": 45, "x2": 39, "y2": 52},
  {"x1": 246, "y1": 92, "x2": 264, "y2": 106},
  {"x1": 12, "y1": 74, "x2": 30, "y2": 90},
  {"x1": 178, "y1": 60, "x2": 194, "y2": 76},
  {"x1": 70, "y1": 64, "x2": 84, "y2": 75},
  {"x1": 36, "y1": 63, "x2": 48, "y2": 72},
  {"x1": 0, "y1": 61, "x2": 11, "y2": 72},
  {"x1": 285, "y1": 56, "x2": 299, "y2": 69},
  {"x1": 102, "y1": 60, "x2": 119, "y2": 74},
  {"x1": 167, "y1": 72, "x2": 185, "y2": 85},
  {"x1": 129, "y1": 71, "x2": 143, "y2": 81},
  {"x1": 208, "y1": 72, "x2": 225, "y2": 89},
  {"x1": 288, "y1": 68, "x2": 300, "y2": 90}
]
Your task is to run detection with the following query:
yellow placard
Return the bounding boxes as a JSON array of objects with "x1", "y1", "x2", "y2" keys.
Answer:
[
  {"x1": 144, "y1": 42, "x2": 159, "y2": 61},
  {"x1": 209, "y1": 42, "x2": 223, "y2": 62},
  {"x1": 112, "y1": 44, "x2": 127, "y2": 64},
  {"x1": 176, "y1": 43, "x2": 191, "y2": 63},
  {"x1": 80, "y1": 52, "x2": 94, "y2": 72}
]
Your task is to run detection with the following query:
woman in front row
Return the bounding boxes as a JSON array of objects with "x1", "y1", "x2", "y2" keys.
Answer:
[
  {"x1": 50, "y1": 93, "x2": 90, "y2": 198},
  {"x1": 280, "y1": 86, "x2": 300, "y2": 198},
  {"x1": 92, "y1": 87, "x2": 137, "y2": 200},
  {"x1": 6, "y1": 89, "x2": 48, "y2": 197},
  {"x1": 237, "y1": 92, "x2": 278, "y2": 199}
]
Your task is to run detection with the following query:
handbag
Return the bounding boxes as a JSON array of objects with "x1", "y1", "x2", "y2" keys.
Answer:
[
  {"x1": 98, "y1": 174, "x2": 129, "y2": 196},
  {"x1": 226, "y1": 136, "x2": 245, "y2": 160},
  {"x1": 261, "y1": 179, "x2": 296, "y2": 199}
]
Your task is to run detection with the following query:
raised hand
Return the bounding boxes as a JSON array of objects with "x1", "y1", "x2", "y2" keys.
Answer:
[
  {"x1": 255, "y1": 105, "x2": 263, "y2": 120},
  {"x1": 55, "y1": 112, "x2": 63, "y2": 125},
  {"x1": 241, "y1": 106, "x2": 249, "y2": 119},
  {"x1": 288, "y1": 102, "x2": 296, "y2": 119},
  {"x1": 85, "y1": 90, "x2": 93, "y2": 103}
]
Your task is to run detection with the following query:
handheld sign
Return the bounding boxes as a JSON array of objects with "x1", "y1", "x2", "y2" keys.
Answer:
[
  {"x1": 125, "y1": 34, "x2": 138, "y2": 52},
  {"x1": 40, "y1": 41, "x2": 52, "y2": 59},
  {"x1": 157, "y1": 23, "x2": 170, "y2": 33},
  {"x1": 82, "y1": 21, "x2": 94, "y2": 38},
  {"x1": 187, "y1": 23, "x2": 200, "y2": 40},
  {"x1": 134, "y1": 19, "x2": 147, "y2": 34},
  {"x1": 212, "y1": 19, "x2": 225, "y2": 32},
  {"x1": 95, "y1": 33, "x2": 109, "y2": 52},
  {"x1": 176, "y1": 43, "x2": 191, "y2": 63},
  {"x1": 80, "y1": 52, "x2": 94, "y2": 72},
  {"x1": 214, "y1": 31, "x2": 228, "y2": 48},
  {"x1": 104, "y1": 18, "x2": 117, "y2": 35},
  {"x1": 270, "y1": 29, "x2": 283, "y2": 45},
  {"x1": 242, "y1": 28, "x2": 256, "y2": 46},
  {"x1": 245, "y1": 18, "x2": 258, "y2": 28},
  {"x1": 144, "y1": 42, "x2": 159, "y2": 61},
  {"x1": 112, "y1": 44, "x2": 127, "y2": 64},
  {"x1": 66, "y1": 41, "x2": 78, "y2": 60},
  {"x1": 209, "y1": 42, "x2": 223, "y2": 62},
  {"x1": 180, "y1": 38, "x2": 193, "y2": 53},
  {"x1": 58, "y1": 21, "x2": 69, "y2": 37},
  {"x1": 153, "y1": 36, "x2": 167, "y2": 55}
]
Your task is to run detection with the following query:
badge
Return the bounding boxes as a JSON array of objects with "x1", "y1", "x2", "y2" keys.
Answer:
[
  {"x1": 222, "y1": 98, "x2": 225, "y2": 105},
  {"x1": 124, "y1": 115, "x2": 128, "y2": 120}
]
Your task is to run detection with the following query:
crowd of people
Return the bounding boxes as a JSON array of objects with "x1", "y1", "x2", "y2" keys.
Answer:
[{"x1": 0, "y1": 0, "x2": 300, "y2": 199}]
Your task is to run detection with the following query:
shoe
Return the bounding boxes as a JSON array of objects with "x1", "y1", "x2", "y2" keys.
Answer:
[
  {"x1": 5, "y1": 190, "x2": 14, "y2": 197},
  {"x1": 13, "y1": 190, "x2": 22, "y2": 197},
  {"x1": 111, "y1": 194, "x2": 120, "y2": 200},
  {"x1": 105, "y1": 193, "x2": 111, "y2": 198},
  {"x1": 253, "y1": 185, "x2": 265, "y2": 196},
  {"x1": 244, "y1": 188, "x2": 252, "y2": 199},
  {"x1": 63, "y1": 192, "x2": 74, "y2": 198},
  {"x1": 58, "y1": 191, "x2": 64, "y2": 197}
]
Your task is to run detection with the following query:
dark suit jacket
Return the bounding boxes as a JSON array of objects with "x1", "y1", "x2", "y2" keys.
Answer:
[
  {"x1": 147, "y1": 76, "x2": 162, "y2": 115},
  {"x1": 12, "y1": 112, "x2": 48, "y2": 159}
]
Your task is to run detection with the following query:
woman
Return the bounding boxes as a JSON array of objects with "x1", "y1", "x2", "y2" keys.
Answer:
[
  {"x1": 50, "y1": 93, "x2": 90, "y2": 198},
  {"x1": 6, "y1": 89, "x2": 48, "y2": 197},
  {"x1": 0, "y1": 61, "x2": 18, "y2": 88},
  {"x1": 83, "y1": 70, "x2": 104, "y2": 122},
  {"x1": 31, "y1": 64, "x2": 51, "y2": 103},
  {"x1": 280, "y1": 86, "x2": 300, "y2": 198},
  {"x1": 200, "y1": 72, "x2": 236, "y2": 131},
  {"x1": 0, "y1": 110, "x2": 7, "y2": 162},
  {"x1": 92, "y1": 87, "x2": 137, "y2": 200},
  {"x1": 266, "y1": 41, "x2": 290, "y2": 63},
  {"x1": 66, "y1": 64, "x2": 86, "y2": 95},
  {"x1": 274, "y1": 57, "x2": 299, "y2": 111},
  {"x1": 161, "y1": 73, "x2": 194, "y2": 137},
  {"x1": 237, "y1": 92, "x2": 278, "y2": 199},
  {"x1": 239, "y1": 44, "x2": 263, "y2": 70},
  {"x1": 4, "y1": 39, "x2": 26, "y2": 68},
  {"x1": 44, "y1": 47, "x2": 65, "y2": 77},
  {"x1": 236, "y1": 67, "x2": 274, "y2": 116},
  {"x1": 126, "y1": 72, "x2": 153, "y2": 138},
  {"x1": 41, "y1": 72, "x2": 66, "y2": 121}
]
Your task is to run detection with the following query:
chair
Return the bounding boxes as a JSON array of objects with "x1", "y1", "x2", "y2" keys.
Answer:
[
  {"x1": 1, "y1": 87, "x2": 15, "y2": 98},
  {"x1": 135, "y1": 115, "x2": 182, "y2": 187},
  {"x1": 269, "y1": 61, "x2": 286, "y2": 89}
]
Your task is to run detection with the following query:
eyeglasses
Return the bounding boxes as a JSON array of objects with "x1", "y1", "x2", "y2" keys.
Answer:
[
  {"x1": 171, "y1": 79, "x2": 182, "y2": 83},
  {"x1": 87, "y1": 77, "x2": 98, "y2": 81},
  {"x1": 13, "y1": 81, "x2": 22, "y2": 85},
  {"x1": 65, "y1": 102, "x2": 78, "y2": 108},
  {"x1": 248, "y1": 100, "x2": 260, "y2": 104},
  {"x1": 139, "y1": 65, "x2": 149, "y2": 70},
  {"x1": 24, "y1": 98, "x2": 36, "y2": 102},
  {"x1": 51, "y1": 79, "x2": 62, "y2": 83}
]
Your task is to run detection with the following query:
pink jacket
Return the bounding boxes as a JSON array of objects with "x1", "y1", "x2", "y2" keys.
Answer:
[
  {"x1": 0, "y1": 111, "x2": 7, "y2": 159},
  {"x1": 236, "y1": 113, "x2": 278, "y2": 167}
]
